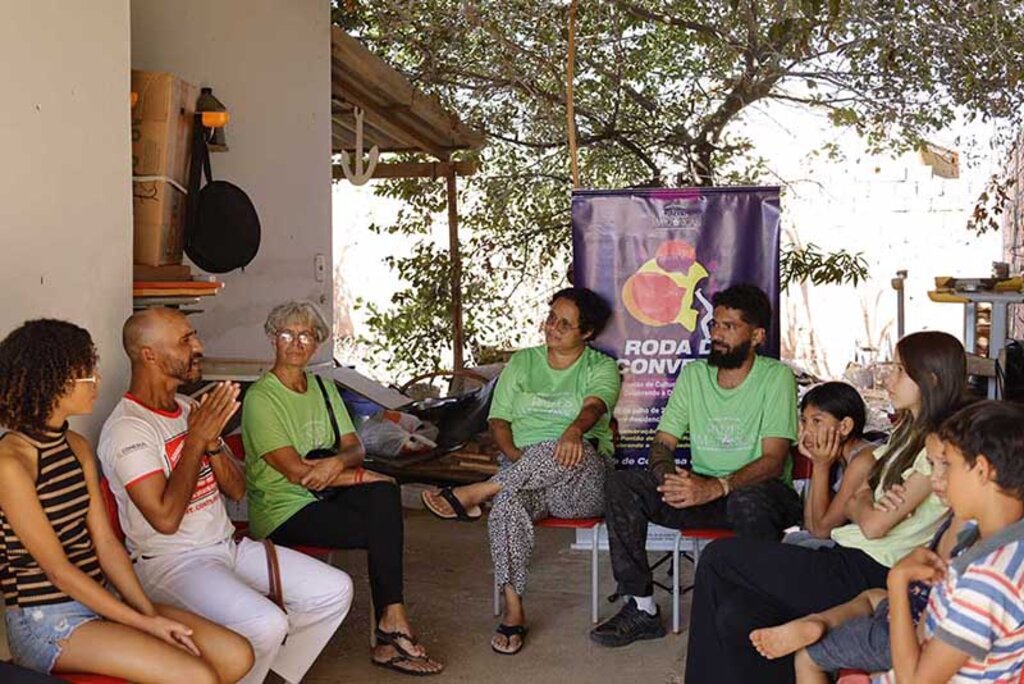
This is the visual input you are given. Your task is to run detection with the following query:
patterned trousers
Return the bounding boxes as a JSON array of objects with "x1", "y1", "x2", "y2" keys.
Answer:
[{"x1": 489, "y1": 439, "x2": 607, "y2": 596}]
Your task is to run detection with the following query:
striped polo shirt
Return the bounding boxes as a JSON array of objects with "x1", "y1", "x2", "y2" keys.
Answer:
[
  {"x1": 0, "y1": 424, "x2": 104, "y2": 607},
  {"x1": 876, "y1": 517, "x2": 1024, "y2": 683}
]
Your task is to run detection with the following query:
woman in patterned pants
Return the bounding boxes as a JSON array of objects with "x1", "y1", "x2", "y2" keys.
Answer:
[{"x1": 423, "y1": 288, "x2": 621, "y2": 655}]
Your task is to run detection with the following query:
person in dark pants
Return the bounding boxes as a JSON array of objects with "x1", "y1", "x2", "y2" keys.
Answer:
[
  {"x1": 241, "y1": 301, "x2": 443, "y2": 677},
  {"x1": 684, "y1": 330, "x2": 967, "y2": 683},
  {"x1": 591, "y1": 284, "x2": 802, "y2": 647}
]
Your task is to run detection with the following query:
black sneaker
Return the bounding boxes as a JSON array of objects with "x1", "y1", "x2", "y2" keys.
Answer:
[{"x1": 589, "y1": 598, "x2": 667, "y2": 647}]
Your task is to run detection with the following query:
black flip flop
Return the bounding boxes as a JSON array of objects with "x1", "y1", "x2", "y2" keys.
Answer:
[
  {"x1": 421, "y1": 487, "x2": 482, "y2": 522},
  {"x1": 372, "y1": 654, "x2": 443, "y2": 677},
  {"x1": 373, "y1": 628, "x2": 444, "y2": 676},
  {"x1": 491, "y1": 623, "x2": 527, "y2": 655}
]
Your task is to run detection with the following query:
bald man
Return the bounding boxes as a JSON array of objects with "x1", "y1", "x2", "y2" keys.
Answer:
[{"x1": 98, "y1": 309, "x2": 353, "y2": 684}]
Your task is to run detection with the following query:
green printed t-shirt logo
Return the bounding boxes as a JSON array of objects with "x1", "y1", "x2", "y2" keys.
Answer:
[
  {"x1": 522, "y1": 392, "x2": 577, "y2": 420},
  {"x1": 692, "y1": 416, "x2": 751, "y2": 453}
]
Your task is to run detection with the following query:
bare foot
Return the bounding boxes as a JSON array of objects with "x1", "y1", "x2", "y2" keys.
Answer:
[{"x1": 749, "y1": 617, "x2": 827, "y2": 659}]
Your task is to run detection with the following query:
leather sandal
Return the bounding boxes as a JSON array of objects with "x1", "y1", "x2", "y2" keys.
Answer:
[
  {"x1": 373, "y1": 628, "x2": 444, "y2": 676},
  {"x1": 491, "y1": 623, "x2": 528, "y2": 655},
  {"x1": 421, "y1": 487, "x2": 482, "y2": 522}
]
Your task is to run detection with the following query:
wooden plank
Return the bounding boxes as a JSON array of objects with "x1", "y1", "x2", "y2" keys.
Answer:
[
  {"x1": 133, "y1": 264, "x2": 192, "y2": 281},
  {"x1": 331, "y1": 160, "x2": 478, "y2": 180},
  {"x1": 447, "y1": 168, "x2": 465, "y2": 372},
  {"x1": 331, "y1": 71, "x2": 450, "y2": 159},
  {"x1": 330, "y1": 28, "x2": 484, "y2": 154}
]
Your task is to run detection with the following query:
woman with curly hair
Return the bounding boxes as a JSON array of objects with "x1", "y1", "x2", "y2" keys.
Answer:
[{"x1": 0, "y1": 319, "x2": 253, "y2": 683}]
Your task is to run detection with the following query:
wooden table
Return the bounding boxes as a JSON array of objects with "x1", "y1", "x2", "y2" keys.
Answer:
[{"x1": 365, "y1": 451, "x2": 494, "y2": 486}]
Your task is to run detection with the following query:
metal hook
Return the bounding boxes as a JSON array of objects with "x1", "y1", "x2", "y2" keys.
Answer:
[{"x1": 339, "y1": 107, "x2": 380, "y2": 185}]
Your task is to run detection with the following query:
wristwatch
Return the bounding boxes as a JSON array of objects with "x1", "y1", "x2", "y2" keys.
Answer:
[{"x1": 205, "y1": 437, "x2": 225, "y2": 457}]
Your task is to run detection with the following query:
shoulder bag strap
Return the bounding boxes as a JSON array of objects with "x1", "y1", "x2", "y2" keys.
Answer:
[
  {"x1": 314, "y1": 375, "x2": 341, "y2": 450},
  {"x1": 261, "y1": 538, "x2": 285, "y2": 610}
]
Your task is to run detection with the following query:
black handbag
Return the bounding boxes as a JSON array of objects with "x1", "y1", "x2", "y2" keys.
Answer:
[
  {"x1": 305, "y1": 376, "x2": 341, "y2": 501},
  {"x1": 184, "y1": 116, "x2": 260, "y2": 273}
]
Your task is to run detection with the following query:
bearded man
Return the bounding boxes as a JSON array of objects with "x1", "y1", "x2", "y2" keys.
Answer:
[
  {"x1": 98, "y1": 308, "x2": 353, "y2": 684},
  {"x1": 590, "y1": 284, "x2": 801, "y2": 647}
]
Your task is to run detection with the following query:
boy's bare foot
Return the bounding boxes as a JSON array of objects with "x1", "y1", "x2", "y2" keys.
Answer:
[{"x1": 749, "y1": 617, "x2": 827, "y2": 659}]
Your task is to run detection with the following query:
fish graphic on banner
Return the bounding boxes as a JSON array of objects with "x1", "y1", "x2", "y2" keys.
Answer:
[{"x1": 571, "y1": 187, "x2": 782, "y2": 468}]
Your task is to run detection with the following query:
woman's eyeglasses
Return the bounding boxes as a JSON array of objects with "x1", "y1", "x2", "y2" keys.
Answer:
[
  {"x1": 276, "y1": 330, "x2": 316, "y2": 347},
  {"x1": 544, "y1": 311, "x2": 580, "y2": 334}
]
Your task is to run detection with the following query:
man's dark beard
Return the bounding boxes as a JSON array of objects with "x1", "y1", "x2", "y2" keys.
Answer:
[
  {"x1": 708, "y1": 340, "x2": 752, "y2": 369},
  {"x1": 161, "y1": 354, "x2": 203, "y2": 381}
]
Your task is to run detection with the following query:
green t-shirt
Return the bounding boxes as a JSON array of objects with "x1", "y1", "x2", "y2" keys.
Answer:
[
  {"x1": 656, "y1": 355, "x2": 798, "y2": 480},
  {"x1": 830, "y1": 445, "x2": 948, "y2": 567},
  {"x1": 488, "y1": 345, "x2": 621, "y2": 456},
  {"x1": 241, "y1": 371, "x2": 356, "y2": 538}
]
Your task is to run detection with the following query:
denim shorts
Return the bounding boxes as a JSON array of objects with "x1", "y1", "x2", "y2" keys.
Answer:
[
  {"x1": 4, "y1": 600, "x2": 101, "y2": 674},
  {"x1": 806, "y1": 598, "x2": 892, "y2": 673}
]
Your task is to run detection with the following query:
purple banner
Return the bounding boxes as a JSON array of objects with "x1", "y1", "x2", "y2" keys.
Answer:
[{"x1": 572, "y1": 187, "x2": 781, "y2": 468}]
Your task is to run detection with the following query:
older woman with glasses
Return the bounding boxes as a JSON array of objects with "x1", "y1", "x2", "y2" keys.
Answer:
[
  {"x1": 422, "y1": 287, "x2": 620, "y2": 655},
  {"x1": 240, "y1": 301, "x2": 443, "y2": 677}
]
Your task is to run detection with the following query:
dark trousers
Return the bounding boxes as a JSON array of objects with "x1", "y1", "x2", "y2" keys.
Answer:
[
  {"x1": 683, "y1": 538, "x2": 889, "y2": 684},
  {"x1": 0, "y1": 662, "x2": 61, "y2": 683},
  {"x1": 604, "y1": 469, "x2": 802, "y2": 597},
  {"x1": 271, "y1": 482, "x2": 404, "y2": 616}
]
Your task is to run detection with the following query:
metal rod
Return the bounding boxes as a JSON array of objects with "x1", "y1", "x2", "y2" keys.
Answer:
[
  {"x1": 892, "y1": 270, "x2": 907, "y2": 341},
  {"x1": 446, "y1": 167, "x2": 464, "y2": 371}
]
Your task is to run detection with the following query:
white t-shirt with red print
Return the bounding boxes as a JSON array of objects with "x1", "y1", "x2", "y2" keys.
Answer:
[{"x1": 98, "y1": 394, "x2": 234, "y2": 559}]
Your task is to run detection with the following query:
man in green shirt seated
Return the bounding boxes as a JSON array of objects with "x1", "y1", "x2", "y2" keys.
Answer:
[{"x1": 590, "y1": 284, "x2": 801, "y2": 647}]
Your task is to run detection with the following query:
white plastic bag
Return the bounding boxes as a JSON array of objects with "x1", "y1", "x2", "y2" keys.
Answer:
[{"x1": 358, "y1": 411, "x2": 438, "y2": 457}]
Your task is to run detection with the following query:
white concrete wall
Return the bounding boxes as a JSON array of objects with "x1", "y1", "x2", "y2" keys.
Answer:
[
  {"x1": 0, "y1": 1, "x2": 133, "y2": 439},
  {"x1": 130, "y1": 0, "x2": 334, "y2": 362}
]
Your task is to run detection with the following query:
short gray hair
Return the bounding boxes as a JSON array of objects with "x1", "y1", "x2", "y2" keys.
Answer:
[{"x1": 264, "y1": 301, "x2": 331, "y2": 344}]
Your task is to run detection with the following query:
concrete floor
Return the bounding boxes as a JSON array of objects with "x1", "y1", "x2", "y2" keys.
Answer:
[
  {"x1": 302, "y1": 509, "x2": 692, "y2": 684},
  {"x1": 0, "y1": 509, "x2": 695, "y2": 683}
]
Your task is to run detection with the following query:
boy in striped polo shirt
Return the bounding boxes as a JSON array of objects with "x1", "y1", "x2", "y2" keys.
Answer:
[{"x1": 884, "y1": 400, "x2": 1024, "y2": 684}]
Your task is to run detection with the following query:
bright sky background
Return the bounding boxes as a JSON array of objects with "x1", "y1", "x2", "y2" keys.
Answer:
[{"x1": 333, "y1": 101, "x2": 1006, "y2": 383}]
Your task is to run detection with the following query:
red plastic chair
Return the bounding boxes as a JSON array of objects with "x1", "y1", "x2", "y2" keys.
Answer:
[
  {"x1": 60, "y1": 675, "x2": 130, "y2": 684},
  {"x1": 492, "y1": 517, "x2": 604, "y2": 624},
  {"x1": 222, "y1": 434, "x2": 336, "y2": 564},
  {"x1": 672, "y1": 528, "x2": 736, "y2": 633},
  {"x1": 99, "y1": 477, "x2": 124, "y2": 543}
]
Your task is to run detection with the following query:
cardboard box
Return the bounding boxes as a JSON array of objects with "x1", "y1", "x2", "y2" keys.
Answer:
[
  {"x1": 133, "y1": 179, "x2": 186, "y2": 266},
  {"x1": 133, "y1": 263, "x2": 193, "y2": 281},
  {"x1": 131, "y1": 70, "x2": 197, "y2": 187}
]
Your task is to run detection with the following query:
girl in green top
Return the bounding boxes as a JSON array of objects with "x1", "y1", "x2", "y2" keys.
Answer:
[
  {"x1": 422, "y1": 288, "x2": 621, "y2": 656},
  {"x1": 685, "y1": 331, "x2": 966, "y2": 684}
]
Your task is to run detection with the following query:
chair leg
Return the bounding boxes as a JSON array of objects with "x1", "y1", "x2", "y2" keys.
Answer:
[
  {"x1": 493, "y1": 575, "x2": 501, "y2": 617},
  {"x1": 673, "y1": 533, "x2": 682, "y2": 634},
  {"x1": 369, "y1": 594, "x2": 377, "y2": 647},
  {"x1": 591, "y1": 523, "x2": 601, "y2": 624}
]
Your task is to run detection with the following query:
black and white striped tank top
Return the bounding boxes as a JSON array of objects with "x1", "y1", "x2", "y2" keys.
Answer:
[{"x1": 0, "y1": 424, "x2": 104, "y2": 607}]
